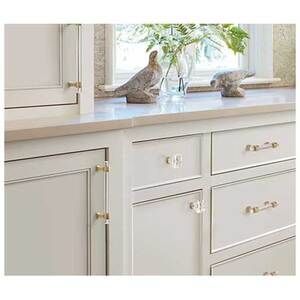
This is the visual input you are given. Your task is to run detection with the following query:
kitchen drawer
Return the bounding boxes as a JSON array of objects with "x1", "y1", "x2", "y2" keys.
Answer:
[
  {"x1": 212, "y1": 122, "x2": 295, "y2": 174},
  {"x1": 132, "y1": 135, "x2": 201, "y2": 190},
  {"x1": 211, "y1": 170, "x2": 295, "y2": 252},
  {"x1": 211, "y1": 238, "x2": 295, "y2": 275}
]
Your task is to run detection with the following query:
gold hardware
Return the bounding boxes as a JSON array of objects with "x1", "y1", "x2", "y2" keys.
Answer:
[
  {"x1": 95, "y1": 164, "x2": 110, "y2": 172},
  {"x1": 263, "y1": 271, "x2": 279, "y2": 276},
  {"x1": 245, "y1": 201, "x2": 279, "y2": 214},
  {"x1": 245, "y1": 142, "x2": 279, "y2": 152},
  {"x1": 95, "y1": 212, "x2": 110, "y2": 224},
  {"x1": 67, "y1": 81, "x2": 82, "y2": 89}
]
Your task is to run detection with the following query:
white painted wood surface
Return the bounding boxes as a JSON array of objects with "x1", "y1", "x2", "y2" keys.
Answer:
[
  {"x1": 211, "y1": 170, "x2": 295, "y2": 252},
  {"x1": 132, "y1": 191, "x2": 202, "y2": 275},
  {"x1": 211, "y1": 238, "x2": 295, "y2": 275},
  {"x1": 5, "y1": 24, "x2": 79, "y2": 108},
  {"x1": 5, "y1": 24, "x2": 95, "y2": 120},
  {"x1": 132, "y1": 135, "x2": 202, "y2": 190},
  {"x1": 5, "y1": 150, "x2": 106, "y2": 275},
  {"x1": 212, "y1": 122, "x2": 295, "y2": 174}
]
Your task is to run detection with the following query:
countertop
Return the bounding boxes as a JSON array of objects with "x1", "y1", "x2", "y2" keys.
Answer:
[{"x1": 5, "y1": 88, "x2": 296, "y2": 142}]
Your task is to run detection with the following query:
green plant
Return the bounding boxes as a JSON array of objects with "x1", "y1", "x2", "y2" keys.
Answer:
[{"x1": 119, "y1": 24, "x2": 249, "y2": 78}]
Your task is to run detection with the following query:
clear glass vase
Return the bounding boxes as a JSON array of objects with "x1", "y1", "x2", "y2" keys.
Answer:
[{"x1": 159, "y1": 47, "x2": 195, "y2": 101}]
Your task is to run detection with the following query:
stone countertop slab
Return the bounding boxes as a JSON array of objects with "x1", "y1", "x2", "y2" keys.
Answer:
[{"x1": 5, "y1": 88, "x2": 296, "y2": 142}]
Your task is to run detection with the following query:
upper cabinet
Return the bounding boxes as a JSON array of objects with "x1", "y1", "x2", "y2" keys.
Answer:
[{"x1": 5, "y1": 24, "x2": 81, "y2": 108}]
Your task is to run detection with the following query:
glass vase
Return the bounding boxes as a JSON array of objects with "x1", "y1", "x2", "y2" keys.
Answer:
[{"x1": 159, "y1": 47, "x2": 195, "y2": 101}]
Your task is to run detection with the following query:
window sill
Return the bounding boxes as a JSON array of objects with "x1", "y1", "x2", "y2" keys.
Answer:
[{"x1": 96, "y1": 77, "x2": 281, "y2": 97}]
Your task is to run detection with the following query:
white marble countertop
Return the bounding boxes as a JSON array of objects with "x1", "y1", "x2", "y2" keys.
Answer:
[{"x1": 5, "y1": 88, "x2": 296, "y2": 142}]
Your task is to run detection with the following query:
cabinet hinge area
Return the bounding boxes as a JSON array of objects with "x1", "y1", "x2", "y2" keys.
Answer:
[
  {"x1": 95, "y1": 212, "x2": 110, "y2": 224},
  {"x1": 95, "y1": 163, "x2": 110, "y2": 173},
  {"x1": 67, "y1": 81, "x2": 82, "y2": 89}
]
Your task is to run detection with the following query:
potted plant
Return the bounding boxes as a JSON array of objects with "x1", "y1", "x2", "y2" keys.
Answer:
[{"x1": 118, "y1": 24, "x2": 249, "y2": 99}]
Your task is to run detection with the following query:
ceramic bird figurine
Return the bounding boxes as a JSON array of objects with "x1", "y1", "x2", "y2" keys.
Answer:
[
  {"x1": 210, "y1": 69, "x2": 255, "y2": 97},
  {"x1": 114, "y1": 50, "x2": 162, "y2": 103}
]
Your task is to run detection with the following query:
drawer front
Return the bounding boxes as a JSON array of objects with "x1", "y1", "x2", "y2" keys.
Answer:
[
  {"x1": 211, "y1": 238, "x2": 295, "y2": 275},
  {"x1": 211, "y1": 171, "x2": 295, "y2": 252},
  {"x1": 212, "y1": 122, "x2": 295, "y2": 174},
  {"x1": 132, "y1": 135, "x2": 201, "y2": 190}
]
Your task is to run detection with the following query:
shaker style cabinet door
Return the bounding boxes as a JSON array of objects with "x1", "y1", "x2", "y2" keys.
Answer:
[
  {"x1": 5, "y1": 24, "x2": 80, "y2": 108},
  {"x1": 132, "y1": 191, "x2": 203, "y2": 275},
  {"x1": 5, "y1": 150, "x2": 107, "y2": 275}
]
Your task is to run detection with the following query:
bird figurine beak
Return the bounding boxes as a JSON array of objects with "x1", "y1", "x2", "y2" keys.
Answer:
[{"x1": 210, "y1": 79, "x2": 216, "y2": 88}]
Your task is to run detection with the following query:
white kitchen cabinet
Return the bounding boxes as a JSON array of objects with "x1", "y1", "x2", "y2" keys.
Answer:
[
  {"x1": 5, "y1": 149, "x2": 108, "y2": 275},
  {"x1": 132, "y1": 191, "x2": 203, "y2": 275},
  {"x1": 4, "y1": 90, "x2": 296, "y2": 275},
  {"x1": 5, "y1": 24, "x2": 80, "y2": 108},
  {"x1": 211, "y1": 238, "x2": 295, "y2": 275}
]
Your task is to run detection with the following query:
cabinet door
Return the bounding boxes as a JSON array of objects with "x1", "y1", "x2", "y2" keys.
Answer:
[
  {"x1": 5, "y1": 24, "x2": 80, "y2": 108},
  {"x1": 132, "y1": 191, "x2": 203, "y2": 275},
  {"x1": 5, "y1": 150, "x2": 107, "y2": 275}
]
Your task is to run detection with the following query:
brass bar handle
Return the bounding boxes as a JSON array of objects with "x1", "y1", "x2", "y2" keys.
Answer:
[
  {"x1": 263, "y1": 271, "x2": 279, "y2": 276},
  {"x1": 245, "y1": 142, "x2": 279, "y2": 152},
  {"x1": 245, "y1": 201, "x2": 279, "y2": 214}
]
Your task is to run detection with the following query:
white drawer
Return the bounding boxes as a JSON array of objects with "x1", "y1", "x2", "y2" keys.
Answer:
[
  {"x1": 132, "y1": 135, "x2": 201, "y2": 190},
  {"x1": 212, "y1": 122, "x2": 295, "y2": 174},
  {"x1": 211, "y1": 238, "x2": 295, "y2": 275},
  {"x1": 211, "y1": 171, "x2": 295, "y2": 252}
]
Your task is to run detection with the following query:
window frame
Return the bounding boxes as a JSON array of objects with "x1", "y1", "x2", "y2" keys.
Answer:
[{"x1": 105, "y1": 24, "x2": 275, "y2": 86}]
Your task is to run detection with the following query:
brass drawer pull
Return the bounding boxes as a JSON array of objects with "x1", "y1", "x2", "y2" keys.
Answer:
[
  {"x1": 245, "y1": 201, "x2": 279, "y2": 214},
  {"x1": 263, "y1": 271, "x2": 279, "y2": 276},
  {"x1": 245, "y1": 142, "x2": 279, "y2": 152}
]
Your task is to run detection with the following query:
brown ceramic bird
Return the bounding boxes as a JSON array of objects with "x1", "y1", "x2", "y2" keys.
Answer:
[{"x1": 114, "y1": 50, "x2": 162, "y2": 103}]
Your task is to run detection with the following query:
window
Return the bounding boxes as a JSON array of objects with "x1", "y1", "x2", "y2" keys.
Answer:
[{"x1": 105, "y1": 24, "x2": 275, "y2": 86}]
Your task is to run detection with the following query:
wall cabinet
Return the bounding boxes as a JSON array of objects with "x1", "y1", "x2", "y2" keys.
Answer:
[
  {"x1": 5, "y1": 24, "x2": 80, "y2": 108},
  {"x1": 132, "y1": 191, "x2": 203, "y2": 275},
  {"x1": 5, "y1": 149, "x2": 107, "y2": 275}
]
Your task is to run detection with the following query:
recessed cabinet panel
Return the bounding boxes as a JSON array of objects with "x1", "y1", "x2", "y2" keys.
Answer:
[
  {"x1": 5, "y1": 24, "x2": 80, "y2": 108},
  {"x1": 5, "y1": 149, "x2": 106, "y2": 275},
  {"x1": 211, "y1": 171, "x2": 295, "y2": 252},
  {"x1": 132, "y1": 135, "x2": 202, "y2": 190},
  {"x1": 211, "y1": 238, "x2": 295, "y2": 275},
  {"x1": 212, "y1": 123, "x2": 295, "y2": 174},
  {"x1": 132, "y1": 191, "x2": 202, "y2": 275}
]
